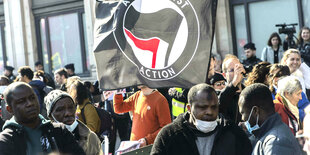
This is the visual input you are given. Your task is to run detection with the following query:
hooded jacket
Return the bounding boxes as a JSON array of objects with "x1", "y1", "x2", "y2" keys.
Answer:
[
  {"x1": 151, "y1": 112, "x2": 252, "y2": 155},
  {"x1": 0, "y1": 115, "x2": 85, "y2": 155},
  {"x1": 29, "y1": 80, "x2": 48, "y2": 117}
]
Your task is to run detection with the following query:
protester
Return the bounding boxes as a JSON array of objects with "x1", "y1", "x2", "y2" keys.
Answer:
[
  {"x1": 261, "y1": 32, "x2": 284, "y2": 64},
  {"x1": 65, "y1": 63, "x2": 76, "y2": 77},
  {"x1": 114, "y1": 85, "x2": 171, "y2": 147},
  {"x1": 274, "y1": 76, "x2": 303, "y2": 135},
  {"x1": 0, "y1": 82, "x2": 85, "y2": 154},
  {"x1": 18, "y1": 66, "x2": 48, "y2": 117},
  {"x1": 33, "y1": 70, "x2": 53, "y2": 93},
  {"x1": 0, "y1": 77, "x2": 11, "y2": 121},
  {"x1": 268, "y1": 64, "x2": 310, "y2": 124},
  {"x1": 45, "y1": 90, "x2": 102, "y2": 155},
  {"x1": 67, "y1": 79, "x2": 101, "y2": 134},
  {"x1": 0, "y1": 76, "x2": 10, "y2": 130},
  {"x1": 244, "y1": 61, "x2": 271, "y2": 86},
  {"x1": 238, "y1": 83, "x2": 302, "y2": 155},
  {"x1": 206, "y1": 54, "x2": 216, "y2": 84},
  {"x1": 35, "y1": 61, "x2": 56, "y2": 89},
  {"x1": 169, "y1": 87, "x2": 188, "y2": 119},
  {"x1": 209, "y1": 72, "x2": 226, "y2": 95},
  {"x1": 219, "y1": 54, "x2": 245, "y2": 124},
  {"x1": 3, "y1": 66, "x2": 16, "y2": 83},
  {"x1": 242, "y1": 42, "x2": 262, "y2": 73},
  {"x1": 151, "y1": 83, "x2": 252, "y2": 155},
  {"x1": 54, "y1": 68, "x2": 68, "y2": 91}
]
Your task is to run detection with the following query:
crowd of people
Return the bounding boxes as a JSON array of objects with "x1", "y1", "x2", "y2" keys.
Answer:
[{"x1": 0, "y1": 26, "x2": 309, "y2": 155}]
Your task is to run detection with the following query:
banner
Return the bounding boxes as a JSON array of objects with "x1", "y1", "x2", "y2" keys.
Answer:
[{"x1": 93, "y1": 0, "x2": 218, "y2": 90}]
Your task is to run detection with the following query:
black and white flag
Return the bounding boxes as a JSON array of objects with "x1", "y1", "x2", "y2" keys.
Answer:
[{"x1": 93, "y1": 0, "x2": 218, "y2": 90}]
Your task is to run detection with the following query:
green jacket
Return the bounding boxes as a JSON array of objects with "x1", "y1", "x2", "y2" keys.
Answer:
[{"x1": 0, "y1": 115, "x2": 85, "y2": 155}]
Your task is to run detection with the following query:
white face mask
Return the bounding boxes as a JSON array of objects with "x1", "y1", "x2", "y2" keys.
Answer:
[
  {"x1": 65, "y1": 120, "x2": 78, "y2": 132},
  {"x1": 192, "y1": 113, "x2": 217, "y2": 133},
  {"x1": 52, "y1": 114, "x2": 78, "y2": 132}
]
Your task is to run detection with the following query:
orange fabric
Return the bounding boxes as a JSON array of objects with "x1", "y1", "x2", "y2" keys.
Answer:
[
  {"x1": 113, "y1": 90, "x2": 171, "y2": 144},
  {"x1": 273, "y1": 94, "x2": 298, "y2": 135}
]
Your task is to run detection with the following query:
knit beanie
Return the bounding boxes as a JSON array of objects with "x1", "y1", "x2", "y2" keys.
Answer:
[
  {"x1": 210, "y1": 73, "x2": 226, "y2": 85},
  {"x1": 44, "y1": 90, "x2": 74, "y2": 117}
]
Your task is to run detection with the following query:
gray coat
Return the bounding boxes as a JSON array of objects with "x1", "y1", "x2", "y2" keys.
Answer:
[
  {"x1": 252, "y1": 113, "x2": 302, "y2": 155},
  {"x1": 261, "y1": 46, "x2": 283, "y2": 64}
]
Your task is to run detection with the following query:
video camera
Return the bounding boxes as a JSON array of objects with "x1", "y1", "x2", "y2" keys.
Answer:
[
  {"x1": 276, "y1": 23, "x2": 298, "y2": 35},
  {"x1": 275, "y1": 23, "x2": 298, "y2": 49}
]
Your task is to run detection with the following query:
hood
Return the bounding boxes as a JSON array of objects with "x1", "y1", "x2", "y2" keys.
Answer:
[
  {"x1": 3, "y1": 114, "x2": 51, "y2": 131},
  {"x1": 29, "y1": 80, "x2": 46, "y2": 89}
]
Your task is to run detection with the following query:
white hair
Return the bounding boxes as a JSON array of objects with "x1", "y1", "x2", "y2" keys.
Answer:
[{"x1": 277, "y1": 76, "x2": 302, "y2": 96}]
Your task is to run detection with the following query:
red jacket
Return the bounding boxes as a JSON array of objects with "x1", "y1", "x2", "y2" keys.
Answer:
[{"x1": 273, "y1": 94, "x2": 298, "y2": 135}]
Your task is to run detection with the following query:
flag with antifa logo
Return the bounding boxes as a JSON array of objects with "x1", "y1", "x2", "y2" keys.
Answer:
[{"x1": 93, "y1": 0, "x2": 218, "y2": 90}]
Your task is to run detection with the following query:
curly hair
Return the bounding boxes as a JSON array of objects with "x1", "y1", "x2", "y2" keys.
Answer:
[
  {"x1": 244, "y1": 61, "x2": 271, "y2": 86},
  {"x1": 268, "y1": 64, "x2": 290, "y2": 95}
]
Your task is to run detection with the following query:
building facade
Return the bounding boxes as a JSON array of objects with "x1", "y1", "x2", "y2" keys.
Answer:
[{"x1": 0, "y1": 0, "x2": 309, "y2": 80}]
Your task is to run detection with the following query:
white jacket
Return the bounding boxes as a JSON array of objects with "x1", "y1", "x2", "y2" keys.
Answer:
[{"x1": 261, "y1": 46, "x2": 284, "y2": 64}]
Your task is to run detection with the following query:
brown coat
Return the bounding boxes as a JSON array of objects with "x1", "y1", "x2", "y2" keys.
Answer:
[{"x1": 77, "y1": 120, "x2": 103, "y2": 155}]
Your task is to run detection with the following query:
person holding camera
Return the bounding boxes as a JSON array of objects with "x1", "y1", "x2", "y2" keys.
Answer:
[
  {"x1": 261, "y1": 32, "x2": 284, "y2": 64},
  {"x1": 297, "y1": 27, "x2": 310, "y2": 67},
  {"x1": 242, "y1": 42, "x2": 262, "y2": 73}
]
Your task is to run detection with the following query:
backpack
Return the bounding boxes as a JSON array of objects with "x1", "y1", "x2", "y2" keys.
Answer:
[{"x1": 81, "y1": 102, "x2": 114, "y2": 139}]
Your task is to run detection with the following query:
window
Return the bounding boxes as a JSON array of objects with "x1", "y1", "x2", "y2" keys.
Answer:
[
  {"x1": 36, "y1": 10, "x2": 89, "y2": 75},
  {"x1": 302, "y1": 0, "x2": 310, "y2": 27},
  {"x1": 233, "y1": 5, "x2": 247, "y2": 59},
  {"x1": 0, "y1": 23, "x2": 6, "y2": 72},
  {"x1": 230, "y1": 0, "x2": 304, "y2": 58}
]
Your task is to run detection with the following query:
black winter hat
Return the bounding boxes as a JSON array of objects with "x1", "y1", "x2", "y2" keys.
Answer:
[{"x1": 210, "y1": 73, "x2": 226, "y2": 85}]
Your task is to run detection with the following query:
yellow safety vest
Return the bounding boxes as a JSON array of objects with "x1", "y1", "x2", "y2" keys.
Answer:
[{"x1": 172, "y1": 88, "x2": 187, "y2": 117}]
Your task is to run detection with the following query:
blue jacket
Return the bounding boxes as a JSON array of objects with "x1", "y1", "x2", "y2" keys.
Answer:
[{"x1": 252, "y1": 113, "x2": 302, "y2": 155}]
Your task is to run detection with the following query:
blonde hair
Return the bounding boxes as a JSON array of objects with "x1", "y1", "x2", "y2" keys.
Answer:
[
  {"x1": 222, "y1": 54, "x2": 239, "y2": 72},
  {"x1": 280, "y1": 49, "x2": 301, "y2": 65}
]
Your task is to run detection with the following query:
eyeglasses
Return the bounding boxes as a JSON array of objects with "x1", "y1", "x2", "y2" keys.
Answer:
[
  {"x1": 227, "y1": 69, "x2": 234, "y2": 73},
  {"x1": 214, "y1": 81, "x2": 226, "y2": 86}
]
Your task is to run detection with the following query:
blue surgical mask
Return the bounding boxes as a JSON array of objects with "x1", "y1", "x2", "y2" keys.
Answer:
[{"x1": 245, "y1": 107, "x2": 259, "y2": 134}]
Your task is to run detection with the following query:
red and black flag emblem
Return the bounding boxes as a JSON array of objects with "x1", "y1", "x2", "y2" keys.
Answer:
[{"x1": 94, "y1": 0, "x2": 218, "y2": 90}]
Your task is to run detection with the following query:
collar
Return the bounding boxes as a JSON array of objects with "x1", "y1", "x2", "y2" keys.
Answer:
[{"x1": 252, "y1": 113, "x2": 281, "y2": 138}]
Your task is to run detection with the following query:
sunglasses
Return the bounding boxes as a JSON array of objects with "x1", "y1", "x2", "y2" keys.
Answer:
[{"x1": 214, "y1": 81, "x2": 226, "y2": 86}]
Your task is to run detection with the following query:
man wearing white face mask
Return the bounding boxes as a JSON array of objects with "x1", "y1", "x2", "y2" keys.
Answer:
[
  {"x1": 151, "y1": 83, "x2": 252, "y2": 155},
  {"x1": 45, "y1": 90, "x2": 103, "y2": 155},
  {"x1": 238, "y1": 83, "x2": 302, "y2": 155}
]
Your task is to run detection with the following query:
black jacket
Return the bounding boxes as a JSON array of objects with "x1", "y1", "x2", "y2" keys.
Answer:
[
  {"x1": 0, "y1": 115, "x2": 85, "y2": 155},
  {"x1": 219, "y1": 83, "x2": 244, "y2": 124},
  {"x1": 242, "y1": 56, "x2": 262, "y2": 73},
  {"x1": 151, "y1": 112, "x2": 252, "y2": 155},
  {"x1": 299, "y1": 42, "x2": 310, "y2": 67}
]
